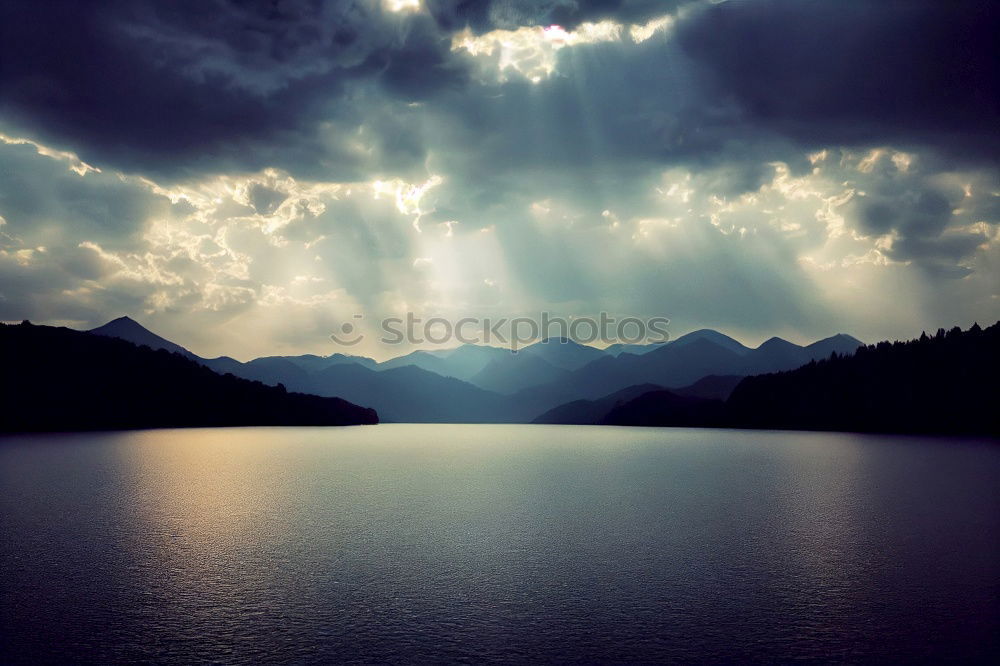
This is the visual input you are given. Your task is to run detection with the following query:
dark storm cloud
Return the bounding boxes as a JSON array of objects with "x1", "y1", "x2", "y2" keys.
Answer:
[
  {"x1": 4, "y1": 0, "x2": 996, "y2": 184},
  {"x1": 375, "y1": 14, "x2": 470, "y2": 99},
  {"x1": 0, "y1": 0, "x2": 463, "y2": 180},
  {"x1": 676, "y1": 0, "x2": 1000, "y2": 163},
  {"x1": 830, "y1": 150, "x2": 997, "y2": 274},
  {"x1": 856, "y1": 190, "x2": 950, "y2": 240},
  {"x1": 420, "y1": 0, "x2": 998, "y2": 244},
  {"x1": 888, "y1": 234, "x2": 986, "y2": 277},
  {"x1": 412, "y1": 0, "x2": 999, "y2": 221}
]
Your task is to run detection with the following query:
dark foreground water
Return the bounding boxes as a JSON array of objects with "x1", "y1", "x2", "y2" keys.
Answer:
[{"x1": 1, "y1": 425, "x2": 998, "y2": 663}]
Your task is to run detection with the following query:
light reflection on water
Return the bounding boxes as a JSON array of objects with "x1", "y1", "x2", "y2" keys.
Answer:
[{"x1": 2, "y1": 425, "x2": 998, "y2": 663}]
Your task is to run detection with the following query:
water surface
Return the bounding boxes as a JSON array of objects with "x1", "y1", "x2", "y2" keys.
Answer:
[{"x1": 2, "y1": 425, "x2": 998, "y2": 663}]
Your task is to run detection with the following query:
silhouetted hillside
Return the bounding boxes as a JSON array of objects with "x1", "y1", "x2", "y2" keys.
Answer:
[
  {"x1": 602, "y1": 391, "x2": 725, "y2": 427},
  {"x1": 304, "y1": 362, "x2": 512, "y2": 423},
  {"x1": 532, "y1": 337, "x2": 749, "y2": 404},
  {"x1": 531, "y1": 376, "x2": 743, "y2": 425},
  {"x1": 514, "y1": 332, "x2": 862, "y2": 414},
  {"x1": 805, "y1": 333, "x2": 864, "y2": 360},
  {"x1": 235, "y1": 356, "x2": 310, "y2": 387},
  {"x1": 726, "y1": 322, "x2": 999, "y2": 436},
  {"x1": 532, "y1": 384, "x2": 663, "y2": 425},
  {"x1": 1, "y1": 322, "x2": 378, "y2": 431},
  {"x1": 255, "y1": 352, "x2": 378, "y2": 374},
  {"x1": 606, "y1": 323, "x2": 998, "y2": 436},
  {"x1": 674, "y1": 375, "x2": 744, "y2": 401}
]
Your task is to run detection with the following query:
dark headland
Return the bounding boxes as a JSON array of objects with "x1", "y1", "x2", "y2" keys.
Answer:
[{"x1": 0, "y1": 322, "x2": 378, "y2": 432}]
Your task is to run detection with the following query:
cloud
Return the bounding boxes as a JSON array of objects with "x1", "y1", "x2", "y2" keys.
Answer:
[
  {"x1": 0, "y1": 0, "x2": 463, "y2": 180},
  {"x1": 819, "y1": 149, "x2": 997, "y2": 275},
  {"x1": 247, "y1": 184, "x2": 288, "y2": 216},
  {"x1": 0, "y1": 139, "x2": 170, "y2": 250},
  {"x1": 2, "y1": 129, "x2": 998, "y2": 358},
  {"x1": 675, "y1": 0, "x2": 1000, "y2": 163},
  {"x1": 425, "y1": 0, "x2": 682, "y2": 33},
  {"x1": 4, "y1": 0, "x2": 997, "y2": 188}
]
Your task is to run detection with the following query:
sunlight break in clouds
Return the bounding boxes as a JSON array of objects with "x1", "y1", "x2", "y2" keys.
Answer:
[
  {"x1": 383, "y1": 0, "x2": 421, "y2": 13},
  {"x1": 0, "y1": 132, "x2": 101, "y2": 177},
  {"x1": 452, "y1": 14, "x2": 675, "y2": 83}
]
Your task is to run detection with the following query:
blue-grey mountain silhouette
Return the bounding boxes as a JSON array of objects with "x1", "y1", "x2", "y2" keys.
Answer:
[
  {"x1": 602, "y1": 341, "x2": 669, "y2": 356},
  {"x1": 375, "y1": 345, "x2": 506, "y2": 380},
  {"x1": 469, "y1": 352, "x2": 571, "y2": 394},
  {"x1": 304, "y1": 363, "x2": 506, "y2": 423},
  {"x1": 667, "y1": 329, "x2": 752, "y2": 356},
  {"x1": 519, "y1": 337, "x2": 609, "y2": 370}
]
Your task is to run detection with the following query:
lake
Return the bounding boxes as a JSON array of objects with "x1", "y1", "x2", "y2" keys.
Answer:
[{"x1": 1, "y1": 425, "x2": 998, "y2": 663}]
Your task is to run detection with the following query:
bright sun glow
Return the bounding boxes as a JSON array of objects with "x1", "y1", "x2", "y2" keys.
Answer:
[{"x1": 383, "y1": 0, "x2": 420, "y2": 12}]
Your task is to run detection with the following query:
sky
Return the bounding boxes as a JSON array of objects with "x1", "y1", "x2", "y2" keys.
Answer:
[{"x1": 0, "y1": 0, "x2": 997, "y2": 361}]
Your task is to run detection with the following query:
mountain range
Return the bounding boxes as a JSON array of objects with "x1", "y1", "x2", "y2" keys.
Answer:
[
  {"x1": 86, "y1": 316, "x2": 863, "y2": 423},
  {"x1": 600, "y1": 322, "x2": 999, "y2": 436},
  {"x1": 2, "y1": 321, "x2": 377, "y2": 431}
]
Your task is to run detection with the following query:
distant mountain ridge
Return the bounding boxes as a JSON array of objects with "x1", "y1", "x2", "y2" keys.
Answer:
[
  {"x1": 80, "y1": 316, "x2": 865, "y2": 424},
  {"x1": 16, "y1": 314, "x2": 991, "y2": 434},
  {"x1": 520, "y1": 337, "x2": 609, "y2": 370},
  {"x1": 667, "y1": 329, "x2": 752, "y2": 356}
]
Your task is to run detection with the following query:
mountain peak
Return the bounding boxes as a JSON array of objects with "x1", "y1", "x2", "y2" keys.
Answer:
[
  {"x1": 758, "y1": 336, "x2": 797, "y2": 349},
  {"x1": 105, "y1": 315, "x2": 140, "y2": 326},
  {"x1": 669, "y1": 329, "x2": 750, "y2": 356},
  {"x1": 90, "y1": 316, "x2": 151, "y2": 336},
  {"x1": 88, "y1": 316, "x2": 192, "y2": 357},
  {"x1": 804, "y1": 333, "x2": 864, "y2": 359},
  {"x1": 537, "y1": 336, "x2": 577, "y2": 345}
]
